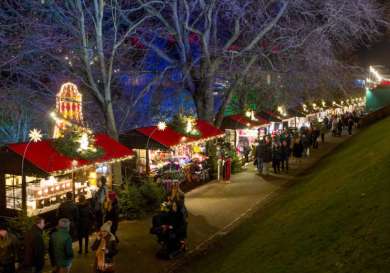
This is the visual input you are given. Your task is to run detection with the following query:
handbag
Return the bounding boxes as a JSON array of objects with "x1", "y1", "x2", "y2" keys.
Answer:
[{"x1": 253, "y1": 159, "x2": 258, "y2": 166}]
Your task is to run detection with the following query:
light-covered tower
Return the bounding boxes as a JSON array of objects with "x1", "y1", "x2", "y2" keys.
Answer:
[{"x1": 52, "y1": 82, "x2": 83, "y2": 138}]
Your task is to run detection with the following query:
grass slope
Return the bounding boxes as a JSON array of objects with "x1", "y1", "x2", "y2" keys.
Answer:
[{"x1": 181, "y1": 117, "x2": 390, "y2": 273}]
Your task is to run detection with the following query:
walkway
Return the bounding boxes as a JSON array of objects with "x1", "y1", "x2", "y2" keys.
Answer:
[{"x1": 44, "y1": 132, "x2": 354, "y2": 273}]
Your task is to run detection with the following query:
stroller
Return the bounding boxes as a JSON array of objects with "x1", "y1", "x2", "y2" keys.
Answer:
[{"x1": 150, "y1": 204, "x2": 187, "y2": 259}]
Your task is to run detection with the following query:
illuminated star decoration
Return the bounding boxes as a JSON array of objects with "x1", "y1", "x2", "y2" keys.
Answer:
[
  {"x1": 157, "y1": 121, "x2": 167, "y2": 131},
  {"x1": 29, "y1": 129, "x2": 43, "y2": 143}
]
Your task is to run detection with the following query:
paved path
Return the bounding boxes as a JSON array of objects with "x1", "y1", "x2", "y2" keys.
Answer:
[{"x1": 44, "y1": 132, "x2": 353, "y2": 273}]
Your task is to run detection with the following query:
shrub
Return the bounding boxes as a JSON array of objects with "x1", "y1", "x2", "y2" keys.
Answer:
[
  {"x1": 118, "y1": 184, "x2": 144, "y2": 219},
  {"x1": 8, "y1": 212, "x2": 36, "y2": 235},
  {"x1": 231, "y1": 154, "x2": 243, "y2": 174},
  {"x1": 138, "y1": 182, "x2": 165, "y2": 212}
]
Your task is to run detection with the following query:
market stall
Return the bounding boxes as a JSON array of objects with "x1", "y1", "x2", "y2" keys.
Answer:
[
  {"x1": 120, "y1": 119, "x2": 224, "y2": 191},
  {"x1": 0, "y1": 82, "x2": 134, "y2": 217},
  {"x1": 0, "y1": 134, "x2": 133, "y2": 217},
  {"x1": 221, "y1": 113, "x2": 268, "y2": 158},
  {"x1": 256, "y1": 111, "x2": 283, "y2": 133}
]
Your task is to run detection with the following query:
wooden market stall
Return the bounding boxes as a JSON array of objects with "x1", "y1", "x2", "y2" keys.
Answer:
[
  {"x1": 221, "y1": 113, "x2": 269, "y2": 157},
  {"x1": 0, "y1": 82, "x2": 134, "y2": 218},
  {"x1": 0, "y1": 134, "x2": 133, "y2": 217},
  {"x1": 120, "y1": 119, "x2": 224, "y2": 191}
]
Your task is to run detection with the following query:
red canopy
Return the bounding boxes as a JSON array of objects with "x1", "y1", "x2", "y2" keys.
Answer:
[
  {"x1": 194, "y1": 120, "x2": 224, "y2": 139},
  {"x1": 135, "y1": 120, "x2": 224, "y2": 148},
  {"x1": 136, "y1": 126, "x2": 188, "y2": 148},
  {"x1": 229, "y1": 114, "x2": 268, "y2": 128},
  {"x1": 7, "y1": 134, "x2": 133, "y2": 174}
]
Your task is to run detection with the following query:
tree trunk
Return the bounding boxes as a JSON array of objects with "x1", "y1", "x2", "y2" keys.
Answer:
[
  {"x1": 104, "y1": 101, "x2": 118, "y2": 140},
  {"x1": 194, "y1": 84, "x2": 214, "y2": 122},
  {"x1": 214, "y1": 87, "x2": 235, "y2": 128}
]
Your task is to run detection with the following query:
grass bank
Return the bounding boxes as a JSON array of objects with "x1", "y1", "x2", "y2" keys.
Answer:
[{"x1": 179, "y1": 117, "x2": 390, "y2": 273}]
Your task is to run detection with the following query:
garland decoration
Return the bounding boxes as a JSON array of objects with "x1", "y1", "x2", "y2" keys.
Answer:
[
  {"x1": 52, "y1": 125, "x2": 104, "y2": 160},
  {"x1": 170, "y1": 114, "x2": 201, "y2": 137}
]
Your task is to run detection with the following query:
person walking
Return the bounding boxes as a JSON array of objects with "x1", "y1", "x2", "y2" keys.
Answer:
[
  {"x1": 57, "y1": 192, "x2": 79, "y2": 240},
  {"x1": 77, "y1": 194, "x2": 94, "y2": 254},
  {"x1": 91, "y1": 221, "x2": 118, "y2": 273},
  {"x1": 22, "y1": 217, "x2": 46, "y2": 273},
  {"x1": 292, "y1": 138, "x2": 304, "y2": 164},
  {"x1": 272, "y1": 143, "x2": 281, "y2": 174},
  {"x1": 331, "y1": 117, "x2": 338, "y2": 136},
  {"x1": 255, "y1": 140, "x2": 264, "y2": 173},
  {"x1": 93, "y1": 176, "x2": 109, "y2": 229},
  {"x1": 348, "y1": 116, "x2": 354, "y2": 135},
  {"x1": 0, "y1": 222, "x2": 19, "y2": 273},
  {"x1": 301, "y1": 134, "x2": 310, "y2": 157},
  {"x1": 337, "y1": 118, "x2": 343, "y2": 136},
  {"x1": 280, "y1": 140, "x2": 290, "y2": 172},
  {"x1": 320, "y1": 122, "x2": 327, "y2": 144},
  {"x1": 262, "y1": 137, "x2": 272, "y2": 175},
  {"x1": 49, "y1": 218, "x2": 73, "y2": 273},
  {"x1": 105, "y1": 192, "x2": 120, "y2": 241}
]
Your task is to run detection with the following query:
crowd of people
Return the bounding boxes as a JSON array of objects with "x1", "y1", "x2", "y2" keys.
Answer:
[
  {"x1": 0, "y1": 111, "x2": 362, "y2": 273},
  {"x1": 0, "y1": 176, "x2": 188, "y2": 273},
  {"x1": 0, "y1": 176, "x2": 120, "y2": 273},
  {"x1": 253, "y1": 111, "x2": 361, "y2": 175}
]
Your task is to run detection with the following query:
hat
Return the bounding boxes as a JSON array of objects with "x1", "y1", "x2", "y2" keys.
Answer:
[{"x1": 100, "y1": 221, "x2": 112, "y2": 233}]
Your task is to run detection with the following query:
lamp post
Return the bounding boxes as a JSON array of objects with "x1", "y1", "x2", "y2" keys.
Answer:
[
  {"x1": 21, "y1": 129, "x2": 43, "y2": 214},
  {"x1": 145, "y1": 121, "x2": 166, "y2": 175}
]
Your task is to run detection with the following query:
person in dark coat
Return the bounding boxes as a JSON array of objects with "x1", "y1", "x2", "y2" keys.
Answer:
[
  {"x1": 348, "y1": 117, "x2": 354, "y2": 135},
  {"x1": 0, "y1": 222, "x2": 20, "y2": 273},
  {"x1": 292, "y1": 138, "x2": 304, "y2": 163},
  {"x1": 272, "y1": 143, "x2": 282, "y2": 174},
  {"x1": 262, "y1": 138, "x2": 273, "y2": 175},
  {"x1": 93, "y1": 176, "x2": 109, "y2": 229},
  {"x1": 255, "y1": 141, "x2": 264, "y2": 172},
  {"x1": 49, "y1": 218, "x2": 73, "y2": 273},
  {"x1": 22, "y1": 217, "x2": 46, "y2": 273},
  {"x1": 91, "y1": 221, "x2": 118, "y2": 273},
  {"x1": 166, "y1": 201, "x2": 187, "y2": 256},
  {"x1": 280, "y1": 140, "x2": 290, "y2": 172},
  {"x1": 300, "y1": 134, "x2": 310, "y2": 157},
  {"x1": 105, "y1": 192, "x2": 120, "y2": 241},
  {"x1": 57, "y1": 192, "x2": 79, "y2": 239},
  {"x1": 77, "y1": 194, "x2": 94, "y2": 254}
]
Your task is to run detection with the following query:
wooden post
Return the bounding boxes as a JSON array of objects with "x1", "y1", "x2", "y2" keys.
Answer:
[
  {"x1": 21, "y1": 174, "x2": 27, "y2": 215},
  {"x1": 145, "y1": 148, "x2": 150, "y2": 175}
]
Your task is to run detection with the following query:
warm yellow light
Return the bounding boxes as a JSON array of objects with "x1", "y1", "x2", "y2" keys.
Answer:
[
  {"x1": 72, "y1": 160, "x2": 78, "y2": 167},
  {"x1": 77, "y1": 132, "x2": 89, "y2": 152},
  {"x1": 245, "y1": 110, "x2": 252, "y2": 117},
  {"x1": 157, "y1": 121, "x2": 167, "y2": 131},
  {"x1": 29, "y1": 129, "x2": 43, "y2": 143}
]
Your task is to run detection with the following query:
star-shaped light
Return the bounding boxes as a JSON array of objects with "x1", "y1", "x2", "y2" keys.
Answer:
[
  {"x1": 157, "y1": 121, "x2": 167, "y2": 131},
  {"x1": 29, "y1": 129, "x2": 43, "y2": 143}
]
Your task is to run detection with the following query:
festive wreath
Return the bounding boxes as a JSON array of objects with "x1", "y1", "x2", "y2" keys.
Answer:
[
  {"x1": 52, "y1": 126, "x2": 105, "y2": 160},
  {"x1": 170, "y1": 114, "x2": 201, "y2": 137}
]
